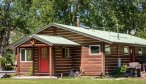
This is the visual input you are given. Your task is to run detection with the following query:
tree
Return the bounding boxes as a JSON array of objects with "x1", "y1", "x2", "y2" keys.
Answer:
[
  {"x1": 0, "y1": 0, "x2": 32, "y2": 57},
  {"x1": 1, "y1": 0, "x2": 146, "y2": 59}
]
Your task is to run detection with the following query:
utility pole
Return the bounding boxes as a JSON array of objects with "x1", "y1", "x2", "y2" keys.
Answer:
[
  {"x1": 116, "y1": 22, "x2": 119, "y2": 40},
  {"x1": 116, "y1": 20, "x2": 121, "y2": 68}
]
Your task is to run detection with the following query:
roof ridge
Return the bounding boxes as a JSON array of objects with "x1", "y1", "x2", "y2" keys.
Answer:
[{"x1": 54, "y1": 23, "x2": 131, "y2": 36}]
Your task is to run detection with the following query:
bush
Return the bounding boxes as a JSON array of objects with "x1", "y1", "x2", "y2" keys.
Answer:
[
  {"x1": 115, "y1": 64, "x2": 127, "y2": 77},
  {"x1": 0, "y1": 49, "x2": 15, "y2": 70}
]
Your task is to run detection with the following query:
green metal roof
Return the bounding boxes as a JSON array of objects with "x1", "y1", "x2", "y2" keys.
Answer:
[
  {"x1": 11, "y1": 34, "x2": 80, "y2": 48},
  {"x1": 49, "y1": 23, "x2": 146, "y2": 46},
  {"x1": 10, "y1": 23, "x2": 146, "y2": 48},
  {"x1": 33, "y1": 34, "x2": 80, "y2": 45}
]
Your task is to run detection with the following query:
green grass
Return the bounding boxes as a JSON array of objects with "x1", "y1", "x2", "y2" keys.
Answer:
[{"x1": 0, "y1": 78, "x2": 145, "y2": 84}]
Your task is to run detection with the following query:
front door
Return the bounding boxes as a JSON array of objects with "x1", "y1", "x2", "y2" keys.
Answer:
[{"x1": 39, "y1": 47, "x2": 49, "y2": 73}]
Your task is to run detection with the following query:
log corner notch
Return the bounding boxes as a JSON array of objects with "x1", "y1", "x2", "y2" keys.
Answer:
[
  {"x1": 101, "y1": 42, "x2": 105, "y2": 76},
  {"x1": 16, "y1": 47, "x2": 20, "y2": 76}
]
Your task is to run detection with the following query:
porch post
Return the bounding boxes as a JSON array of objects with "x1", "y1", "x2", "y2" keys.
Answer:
[
  {"x1": 16, "y1": 47, "x2": 20, "y2": 76},
  {"x1": 49, "y1": 47, "x2": 52, "y2": 76},
  {"x1": 101, "y1": 42, "x2": 105, "y2": 76},
  {"x1": 32, "y1": 47, "x2": 35, "y2": 75}
]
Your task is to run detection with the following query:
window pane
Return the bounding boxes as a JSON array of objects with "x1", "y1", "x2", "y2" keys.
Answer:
[
  {"x1": 66, "y1": 48, "x2": 70, "y2": 58},
  {"x1": 26, "y1": 49, "x2": 32, "y2": 61},
  {"x1": 65, "y1": 49, "x2": 68, "y2": 57},
  {"x1": 138, "y1": 48, "x2": 143, "y2": 56},
  {"x1": 62, "y1": 48, "x2": 65, "y2": 58},
  {"x1": 105, "y1": 45, "x2": 111, "y2": 55},
  {"x1": 42, "y1": 48, "x2": 47, "y2": 60},
  {"x1": 124, "y1": 46, "x2": 129, "y2": 55},
  {"x1": 63, "y1": 48, "x2": 70, "y2": 58},
  {"x1": 21, "y1": 49, "x2": 25, "y2": 61},
  {"x1": 90, "y1": 46, "x2": 100, "y2": 54}
]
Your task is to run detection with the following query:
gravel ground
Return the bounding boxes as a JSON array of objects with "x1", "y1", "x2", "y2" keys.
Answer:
[{"x1": 0, "y1": 73, "x2": 5, "y2": 78}]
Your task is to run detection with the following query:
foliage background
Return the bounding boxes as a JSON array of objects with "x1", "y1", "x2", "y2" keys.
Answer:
[{"x1": 0, "y1": 0, "x2": 146, "y2": 58}]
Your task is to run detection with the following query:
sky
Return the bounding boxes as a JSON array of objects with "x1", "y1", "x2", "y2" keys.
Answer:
[{"x1": 0, "y1": 0, "x2": 3, "y2": 4}]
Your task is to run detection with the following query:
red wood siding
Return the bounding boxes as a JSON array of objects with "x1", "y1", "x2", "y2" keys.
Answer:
[
  {"x1": 19, "y1": 62, "x2": 33, "y2": 75},
  {"x1": 81, "y1": 44, "x2": 104, "y2": 76}
]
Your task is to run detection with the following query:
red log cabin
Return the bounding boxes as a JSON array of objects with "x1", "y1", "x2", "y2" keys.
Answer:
[{"x1": 9, "y1": 23, "x2": 146, "y2": 76}]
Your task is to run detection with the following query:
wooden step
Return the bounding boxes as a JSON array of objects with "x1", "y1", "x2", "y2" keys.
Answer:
[{"x1": 35, "y1": 73, "x2": 49, "y2": 76}]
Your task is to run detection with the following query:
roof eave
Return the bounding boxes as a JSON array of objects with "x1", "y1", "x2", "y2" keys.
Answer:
[{"x1": 113, "y1": 42, "x2": 146, "y2": 46}]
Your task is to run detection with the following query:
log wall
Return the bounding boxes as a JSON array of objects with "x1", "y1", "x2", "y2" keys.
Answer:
[
  {"x1": 18, "y1": 47, "x2": 38, "y2": 75},
  {"x1": 16, "y1": 25, "x2": 146, "y2": 76},
  {"x1": 38, "y1": 27, "x2": 105, "y2": 76},
  {"x1": 19, "y1": 62, "x2": 33, "y2": 75},
  {"x1": 105, "y1": 44, "x2": 146, "y2": 75},
  {"x1": 33, "y1": 47, "x2": 39, "y2": 75},
  {"x1": 54, "y1": 47, "x2": 72, "y2": 74},
  {"x1": 72, "y1": 47, "x2": 81, "y2": 71},
  {"x1": 105, "y1": 44, "x2": 131, "y2": 75},
  {"x1": 135, "y1": 47, "x2": 146, "y2": 68},
  {"x1": 54, "y1": 47, "x2": 81, "y2": 75},
  {"x1": 38, "y1": 27, "x2": 99, "y2": 44}
]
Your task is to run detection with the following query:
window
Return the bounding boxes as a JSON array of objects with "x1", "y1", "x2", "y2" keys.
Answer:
[
  {"x1": 20, "y1": 48, "x2": 32, "y2": 62},
  {"x1": 89, "y1": 45, "x2": 100, "y2": 55},
  {"x1": 105, "y1": 45, "x2": 111, "y2": 55},
  {"x1": 124, "y1": 46, "x2": 129, "y2": 55},
  {"x1": 41, "y1": 48, "x2": 47, "y2": 60},
  {"x1": 138, "y1": 48, "x2": 143, "y2": 56},
  {"x1": 21, "y1": 49, "x2": 25, "y2": 61},
  {"x1": 62, "y1": 48, "x2": 70, "y2": 58}
]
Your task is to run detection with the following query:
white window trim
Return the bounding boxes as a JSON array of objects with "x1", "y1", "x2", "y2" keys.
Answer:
[
  {"x1": 20, "y1": 48, "x2": 33, "y2": 62},
  {"x1": 138, "y1": 47, "x2": 143, "y2": 56},
  {"x1": 89, "y1": 45, "x2": 100, "y2": 55},
  {"x1": 105, "y1": 45, "x2": 111, "y2": 55}
]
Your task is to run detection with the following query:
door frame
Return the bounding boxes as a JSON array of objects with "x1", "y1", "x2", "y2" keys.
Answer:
[
  {"x1": 39, "y1": 46, "x2": 49, "y2": 73},
  {"x1": 129, "y1": 46, "x2": 135, "y2": 62}
]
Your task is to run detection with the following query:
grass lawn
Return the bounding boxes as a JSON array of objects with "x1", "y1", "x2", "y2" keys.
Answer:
[{"x1": 0, "y1": 78, "x2": 146, "y2": 84}]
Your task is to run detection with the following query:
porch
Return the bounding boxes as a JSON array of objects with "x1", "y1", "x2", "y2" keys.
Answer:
[
  {"x1": 16, "y1": 35, "x2": 81, "y2": 76},
  {"x1": 104, "y1": 44, "x2": 146, "y2": 77}
]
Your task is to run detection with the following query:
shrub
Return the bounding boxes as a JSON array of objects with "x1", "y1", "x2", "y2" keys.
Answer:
[
  {"x1": 116, "y1": 64, "x2": 127, "y2": 77},
  {"x1": 0, "y1": 49, "x2": 15, "y2": 70}
]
